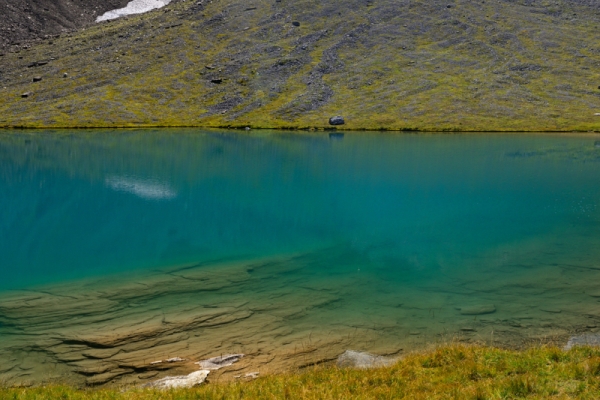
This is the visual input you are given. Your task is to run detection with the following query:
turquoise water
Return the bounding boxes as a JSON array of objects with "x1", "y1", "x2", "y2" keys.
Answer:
[
  {"x1": 3, "y1": 130, "x2": 600, "y2": 385},
  {"x1": 1, "y1": 130, "x2": 600, "y2": 290}
]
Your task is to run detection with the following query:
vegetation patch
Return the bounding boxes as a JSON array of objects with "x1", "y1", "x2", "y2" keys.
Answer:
[
  {"x1": 3, "y1": 345, "x2": 600, "y2": 399},
  {"x1": 1, "y1": 0, "x2": 600, "y2": 130}
]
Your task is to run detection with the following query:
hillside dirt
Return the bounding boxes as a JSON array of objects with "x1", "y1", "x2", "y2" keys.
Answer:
[
  {"x1": 1, "y1": 0, "x2": 600, "y2": 130},
  {"x1": 0, "y1": 0, "x2": 129, "y2": 50}
]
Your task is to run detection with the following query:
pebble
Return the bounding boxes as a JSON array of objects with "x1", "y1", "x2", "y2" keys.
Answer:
[{"x1": 33, "y1": 76, "x2": 42, "y2": 82}]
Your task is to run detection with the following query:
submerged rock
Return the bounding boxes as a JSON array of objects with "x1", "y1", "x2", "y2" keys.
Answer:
[
  {"x1": 564, "y1": 334, "x2": 600, "y2": 350},
  {"x1": 195, "y1": 354, "x2": 244, "y2": 370},
  {"x1": 337, "y1": 350, "x2": 396, "y2": 369},
  {"x1": 459, "y1": 304, "x2": 496, "y2": 315},
  {"x1": 142, "y1": 370, "x2": 210, "y2": 389}
]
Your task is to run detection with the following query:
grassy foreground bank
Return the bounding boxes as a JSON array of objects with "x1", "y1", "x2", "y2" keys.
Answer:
[{"x1": 2, "y1": 345, "x2": 600, "y2": 399}]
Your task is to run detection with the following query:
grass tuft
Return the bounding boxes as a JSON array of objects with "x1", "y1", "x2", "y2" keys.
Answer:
[{"x1": 2, "y1": 345, "x2": 600, "y2": 399}]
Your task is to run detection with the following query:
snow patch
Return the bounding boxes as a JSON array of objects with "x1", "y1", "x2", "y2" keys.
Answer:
[{"x1": 96, "y1": 0, "x2": 172, "y2": 22}]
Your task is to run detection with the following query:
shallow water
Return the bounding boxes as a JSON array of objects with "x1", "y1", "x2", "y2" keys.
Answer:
[{"x1": 1, "y1": 130, "x2": 600, "y2": 386}]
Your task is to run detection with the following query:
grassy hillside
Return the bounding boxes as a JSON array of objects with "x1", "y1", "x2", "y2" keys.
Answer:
[
  {"x1": 2, "y1": 345, "x2": 600, "y2": 399},
  {"x1": 1, "y1": 0, "x2": 600, "y2": 130}
]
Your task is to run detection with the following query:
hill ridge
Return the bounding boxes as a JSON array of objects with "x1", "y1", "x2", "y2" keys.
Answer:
[{"x1": 1, "y1": 0, "x2": 600, "y2": 130}]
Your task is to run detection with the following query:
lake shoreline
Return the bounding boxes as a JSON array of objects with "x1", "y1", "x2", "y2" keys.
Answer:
[
  {"x1": 2, "y1": 344, "x2": 600, "y2": 398},
  {"x1": 2, "y1": 124, "x2": 600, "y2": 133},
  {"x1": 1, "y1": 250, "x2": 598, "y2": 388}
]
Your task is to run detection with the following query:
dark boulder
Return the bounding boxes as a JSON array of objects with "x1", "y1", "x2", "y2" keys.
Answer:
[{"x1": 329, "y1": 116, "x2": 345, "y2": 125}]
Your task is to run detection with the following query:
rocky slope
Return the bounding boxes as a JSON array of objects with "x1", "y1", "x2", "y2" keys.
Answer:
[
  {"x1": 0, "y1": 0, "x2": 130, "y2": 50},
  {"x1": 1, "y1": 0, "x2": 600, "y2": 130}
]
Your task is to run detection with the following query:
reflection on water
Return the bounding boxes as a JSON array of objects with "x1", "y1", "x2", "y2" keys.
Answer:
[
  {"x1": 1, "y1": 129, "x2": 600, "y2": 386},
  {"x1": 105, "y1": 176, "x2": 177, "y2": 200}
]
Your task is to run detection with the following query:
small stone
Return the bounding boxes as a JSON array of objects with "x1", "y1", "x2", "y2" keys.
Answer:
[
  {"x1": 211, "y1": 78, "x2": 223, "y2": 84},
  {"x1": 292, "y1": 21, "x2": 300, "y2": 27},
  {"x1": 329, "y1": 116, "x2": 345, "y2": 125},
  {"x1": 63, "y1": 73, "x2": 68, "y2": 78},
  {"x1": 459, "y1": 304, "x2": 496, "y2": 315},
  {"x1": 21, "y1": 92, "x2": 31, "y2": 98},
  {"x1": 245, "y1": 126, "x2": 251, "y2": 130},
  {"x1": 33, "y1": 76, "x2": 42, "y2": 82},
  {"x1": 165, "y1": 357, "x2": 185, "y2": 362},
  {"x1": 195, "y1": 354, "x2": 244, "y2": 370}
]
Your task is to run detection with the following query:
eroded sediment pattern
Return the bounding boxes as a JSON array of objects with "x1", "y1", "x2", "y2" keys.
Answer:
[{"x1": 1, "y1": 243, "x2": 600, "y2": 387}]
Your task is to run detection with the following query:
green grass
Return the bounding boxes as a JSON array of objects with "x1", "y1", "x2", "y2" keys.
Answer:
[
  {"x1": 1, "y1": 0, "x2": 600, "y2": 130},
  {"x1": 3, "y1": 345, "x2": 600, "y2": 399}
]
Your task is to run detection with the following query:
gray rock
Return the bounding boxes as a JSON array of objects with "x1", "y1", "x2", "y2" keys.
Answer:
[
  {"x1": 143, "y1": 370, "x2": 210, "y2": 389},
  {"x1": 564, "y1": 334, "x2": 600, "y2": 350},
  {"x1": 21, "y1": 92, "x2": 31, "y2": 98},
  {"x1": 32, "y1": 76, "x2": 42, "y2": 82},
  {"x1": 459, "y1": 304, "x2": 496, "y2": 315},
  {"x1": 336, "y1": 350, "x2": 396, "y2": 369},
  {"x1": 195, "y1": 354, "x2": 244, "y2": 370},
  {"x1": 329, "y1": 116, "x2": 345, "y2": 125}
]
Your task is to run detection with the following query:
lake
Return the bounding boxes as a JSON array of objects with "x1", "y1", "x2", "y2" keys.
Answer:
[{"x1": 1, "y1": 129, "x2": 600, "y2": 386}]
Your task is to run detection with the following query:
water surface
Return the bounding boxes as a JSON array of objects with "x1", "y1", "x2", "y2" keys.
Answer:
[{"x1": 1, "y1": 130, "x2": 600, "y2": 386}]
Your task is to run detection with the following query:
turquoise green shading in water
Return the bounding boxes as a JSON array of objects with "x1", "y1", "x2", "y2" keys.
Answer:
[
  {"x1": 2, "y1": 130, "x2": 600, "y2": 386},
  {"x1": 1, "y1": 130, "x2": 600, "y2": 290}
]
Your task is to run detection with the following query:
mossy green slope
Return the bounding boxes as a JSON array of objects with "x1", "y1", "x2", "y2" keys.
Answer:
[
  {"x1": 1, "y1": 0, "x2": 600, "y2": 130},
  {"x1": 3, "y1": 345, "x2": 600, "y2": 399}
]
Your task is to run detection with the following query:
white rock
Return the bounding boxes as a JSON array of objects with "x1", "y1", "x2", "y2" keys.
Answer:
[
  {"x1": 337, "y1": 350, "x2": 396, "y2": 369},
  {"x1": 96, "y1": 0, "x2": 172, "y2": 22},
  {"x1": 143, "y1": 370, "x2": 210, "y2": 389}
]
